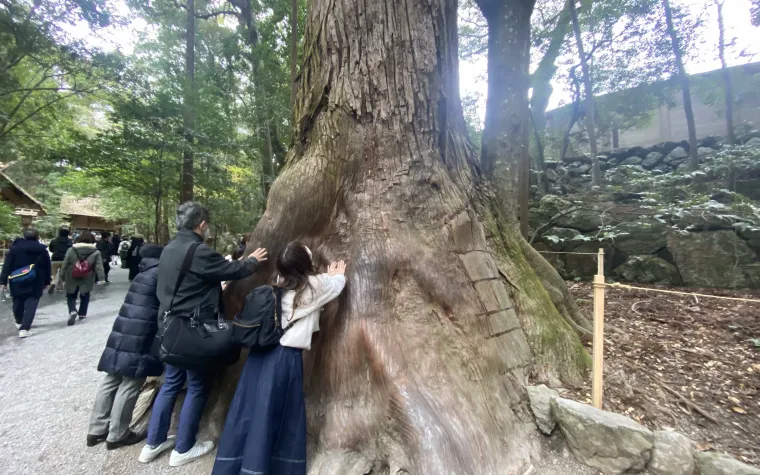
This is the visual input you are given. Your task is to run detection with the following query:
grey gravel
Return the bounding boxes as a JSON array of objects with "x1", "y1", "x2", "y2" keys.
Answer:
[{"x1": 0, "y1": 267, "x2": 214, "y2": 475}]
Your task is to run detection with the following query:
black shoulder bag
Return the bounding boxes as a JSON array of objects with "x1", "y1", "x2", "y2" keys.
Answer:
[
  {"x1": 157, "y1": 242, "x2": 237, "y2": 370},
  {"x1": 233, "y1": 285, "x2": 294, "y2": 350}
]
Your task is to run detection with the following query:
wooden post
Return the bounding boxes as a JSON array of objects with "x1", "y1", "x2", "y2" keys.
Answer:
[{"x1": 592, "y1": 248, "x2": 605, "y2": 409}]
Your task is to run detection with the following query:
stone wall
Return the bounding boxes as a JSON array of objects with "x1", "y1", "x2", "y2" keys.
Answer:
[{"x1": 531, "y1": 134, "x2": 760, "y2": 289}]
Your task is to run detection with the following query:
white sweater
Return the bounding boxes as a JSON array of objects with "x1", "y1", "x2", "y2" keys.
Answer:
[{"x1": 279, "y1": 273, "x2": 346, "y2": 350}]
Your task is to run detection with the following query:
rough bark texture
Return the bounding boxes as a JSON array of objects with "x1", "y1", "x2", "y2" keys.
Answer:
[
  {"x1": 570, "y1": 0, "x2": 600, "y2": 185},
  {"x1": 181, "y1": 0, "x2": 195, "y2": 202},
  {"x1": 662, "y1": 0, "x2": 699, "y2": 171},
  {"x1": 289, "y1": 0, "x2": 298, "y2": 111},
  {"x1": 716, "y1": 0, "x2": 735, "y2": 145},
  {"x1": 215, "y1": 0, "x2": 588, "y2": 472}
]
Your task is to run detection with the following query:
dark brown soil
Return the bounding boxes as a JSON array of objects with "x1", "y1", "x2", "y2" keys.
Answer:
[{"x1": 565, "y1": 282, "x2": 760, "y2": 466}]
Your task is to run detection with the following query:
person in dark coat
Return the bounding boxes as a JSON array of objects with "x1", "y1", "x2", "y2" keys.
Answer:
[
  {"x1": 0, "y1": 228, "x2": 52, "y2": 338},
  {"x1": 48, "y1": 227, "x2": 72, "y2": 293},
  {"x1": 96, "y1": 231, "x2": 113, "y2": 284},
  {"x1": 110, "y1": 234, "x2": 121, "y2": 265},
  {"x1": 87, "y1": 244, "x2": 164, "y2": 450},
  {"x1": 127, "y1": 235, "x2": 144, "y2": 281}
]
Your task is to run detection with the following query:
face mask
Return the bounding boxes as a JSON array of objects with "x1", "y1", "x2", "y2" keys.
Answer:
[{"x1": 203, "y1": 225, "x2": 211, "y2": 240}]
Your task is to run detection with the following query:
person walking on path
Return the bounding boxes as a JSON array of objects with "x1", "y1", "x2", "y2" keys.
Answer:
[
  {"x1": 119, "y1": 238, "x2": 130, "y2": 269},
  {"x1": 0, "y1": 229, "x2": 52, "y2": 338},
  {"x1": 110, "y1": 234, "x2": 121, "y2": 266},
  {"x1": 96, "y1": 231, "x2": 113, "y2": 284},
  {"x1": 138, "y1": 202, "x2": 268, "y2": 468},
  {"x1": 48, "y1": 227, "x2": 72, "y2": 294},
  {"x1": 212, "y1": 242, "x2": 346, "y2": 475},
  {"x1": 60, "y1": 232, "x2": 105, "y2": 326},
  {"x1": 127, "y1": 235, "x2": 144, "y2": 282},
  {"x1": 87, "y1": 244, "x2": 165, "y2": 451}
]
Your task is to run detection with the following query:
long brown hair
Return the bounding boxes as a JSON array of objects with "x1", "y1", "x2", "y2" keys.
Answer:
[{"x1": 274, "y1": 242, "x2": 316, "y2": 321}]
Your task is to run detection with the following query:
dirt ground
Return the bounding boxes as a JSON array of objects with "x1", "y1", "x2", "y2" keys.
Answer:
[{"x1": 565, "y1": 282, "x2": 760, "y2": 466}]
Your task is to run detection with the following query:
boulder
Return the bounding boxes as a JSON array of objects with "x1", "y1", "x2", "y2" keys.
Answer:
[
  {"x1": 569, "y1": 163, "x2": 592, "y2": 176},
  {"x1": 745, "y1": 136, "x2": 760, "y2": 148},
  {"x1": 699, "y1": 136, "x2": 721, "y2": 148},
  {"x1": 556, "y1": 210, "x2": 604, "y2": 233},
  {"x1": 694, "y1": 451, "x2": 760, "y2": 475},
  {"x1": 675, "y1": 162, "x2": 691, "y2": 172},
  {"x1": 565, "y1": 241, "x2": 610, "y2": 279},
  {"x1": 620, "y1": 156, "x2": 643, "y2": 166},
  {"x1": 668, "y1": 230, "x2": 757, "y2": 288},
  {"x1": 642, "y1": 152, "x2": 664, "y2": 168},
  {"x1": 551, "y1": 398, "x2": 654, "y2": 474},
  {"x1": 613, "y1": 256, "x2": 681, "y2": 285},
  {"x1": 698, "y1": 147, "x2": 714, "y2": 157},
  {"x1": 664, "y1": 147, "x2": 689, "y2": 164},
  {"x1": 673, "y1": 212, "x2": 735, "y2": 231},
  {"x1": 527, "y1": 385, "x2": 560, "y2": 435},
  {"x1": 545, "y1": 167, "x2": 560, "y2": 182},
  {"x1": 742, "y1": 263, "x2": 760, "y2": 289},
  {"x1": 735, "y1": 223, "x2": 760, "y2": 253},
  {"x1": 647, "y1": 431, "x2": 694, "y2": 475},
  {"x1": 612, "y1": 220, "x2": 669, "y2": 255},
  {"x1": 542, "y1": 227, "x2": 582, "y2": 251}
]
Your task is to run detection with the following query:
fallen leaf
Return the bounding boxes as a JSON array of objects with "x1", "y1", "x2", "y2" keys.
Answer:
[
  {"x1": 729, "y1": 396, "x2": 741, "y2": 405},
  {"x1": 731, "y1": 407, "x2": 746, "y2": 414},
  {"x1": 696, "y1": 441, "x2": 713, "y2": 451}
]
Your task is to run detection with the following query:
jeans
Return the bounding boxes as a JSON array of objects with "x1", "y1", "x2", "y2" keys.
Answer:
[
  {"x1": 146, "y1": 364, "x2": 209, "y2": 454},
  {"x1": 66, "y1": 286, "x2": 90, "y2": 316},
  {"x1": 89, "y1": 374, "x2": 146, "y2": 441},
  {"x1": 12, "y1": 295, "x2": 40, "y2": 331}
]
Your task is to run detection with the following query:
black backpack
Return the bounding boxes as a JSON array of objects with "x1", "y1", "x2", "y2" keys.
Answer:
[{"x1": 233, "y1": 285, "x2": 293, "y2": 350}]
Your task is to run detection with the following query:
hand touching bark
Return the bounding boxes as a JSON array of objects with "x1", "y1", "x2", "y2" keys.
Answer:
[
  {"x1": 249, "y1": 248, "x2": 268, "y2": 262},
  {"x1": 328, "y1": 260, "x2": 346, "y2": 276}
]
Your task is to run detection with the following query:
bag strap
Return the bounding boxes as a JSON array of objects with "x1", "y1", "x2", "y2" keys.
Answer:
[{"x1": 166, "y1": 242, "x2": 201, "y2": 316}]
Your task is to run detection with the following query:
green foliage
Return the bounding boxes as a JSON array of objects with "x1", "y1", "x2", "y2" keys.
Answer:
[{"x1": 0, "y1": 202, "x2": 21, "y2": 240}]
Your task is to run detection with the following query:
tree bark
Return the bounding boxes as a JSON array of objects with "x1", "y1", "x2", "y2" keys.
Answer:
[
  {"x1": 289, "y1": 0, "x2": 298, "y2": 112},
  {"x1": 716, "y1": 0, "x2": 736, "y2": 145},
  {"x1": 569, "y1": 0, "x2": 600, "y2": 185},
  {"x1": 212, "y1": 0, "x2": 588, "y2": 471},
  {"x1": 181, "y1": 0, "x2": 196, "y2": 202},
  {"x1": 662, "y1": 0, "x2": 699, "y2": 171}
]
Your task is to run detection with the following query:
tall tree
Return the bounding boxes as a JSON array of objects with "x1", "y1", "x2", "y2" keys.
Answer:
[
  {"x1": 181, "y1": 0, "x2": 196, "y2": 202},
  {"x1": 569, "y1": 0, "x2": 600, "y2": 185},
  {"x1": 715, "y1": 0, "x2": 735, "y2": 145},
  {"x1": 214, "y1": 0, "x2": 588, "y2": 470},
  {"x1": 289, "y1": 0, "x2": 298, "y2": 110},
  {"x1": 662, "y1": 0, "x2": 699, "y2": 170}
]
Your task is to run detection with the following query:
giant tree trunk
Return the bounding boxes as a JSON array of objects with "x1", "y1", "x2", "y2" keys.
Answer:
[
  {"x1": 662, "y1": 0, "x2": 699, "y2": 171},
  {"x1": 215, "y1": 0, "x2": 588, "y2": 472}
]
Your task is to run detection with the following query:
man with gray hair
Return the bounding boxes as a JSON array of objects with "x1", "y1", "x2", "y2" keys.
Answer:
[{"x1": 139, "y1": 202, "x2": 267, "y2": 467}]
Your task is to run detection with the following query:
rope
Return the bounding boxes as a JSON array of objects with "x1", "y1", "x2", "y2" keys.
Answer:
[
  {"x1": 537, "y1": 251, "x2": 599, "y2": 255},
  {"x1": 607, "y1": 282, "x2": 760, "y2": 304}
]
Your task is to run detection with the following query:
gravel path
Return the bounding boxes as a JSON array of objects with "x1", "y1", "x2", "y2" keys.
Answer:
[{"x1": 0, "y1": 267, "x2": 213, "y2": 475}]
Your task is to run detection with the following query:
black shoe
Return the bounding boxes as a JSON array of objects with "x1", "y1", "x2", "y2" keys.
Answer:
[
  {"x1": 87, "y1": 433, "x2": 107, "y2": 447},
  {"x1": 67, "y1": 312, "x2": 77, "y2": 326},
  {"x1": 106, "y1": 431, "x2": 147, "y2": 450},
  {"x1": 78, "y1": 314, "x2": 87, "y2": 320}
]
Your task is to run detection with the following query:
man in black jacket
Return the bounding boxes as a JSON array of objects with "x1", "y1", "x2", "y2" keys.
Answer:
[
  {"x1": 48, "y1": 227, "x2": 72, "y2": 293},
  {"x1": 0, "y1": 228, "x2": 52, "y2": 338},
  {"x1": 96, "y1": 231, "x2": 112, "y2": 284},
  {"x1": 140, "y1": 202, "x2": 267, "y2": 468}
]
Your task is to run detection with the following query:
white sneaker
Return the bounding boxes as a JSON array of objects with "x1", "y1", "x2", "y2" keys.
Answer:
[
  {"x1": 18, "y1": 330, "x2": 29, "y2": 338},
  {"x1": 15, "y1": 323, "x2": 21, "y2": 330},
  {"x1": 138, "y1": 435, "x2": 176, "y2": 463},
  {"x1": 168, "y1": 440, "x2": 215, "y2": 467}
]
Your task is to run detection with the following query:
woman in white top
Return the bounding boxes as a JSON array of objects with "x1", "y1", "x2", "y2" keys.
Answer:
[{"x1": 213, "y1": 242, "x2": 346, "y2": 475}]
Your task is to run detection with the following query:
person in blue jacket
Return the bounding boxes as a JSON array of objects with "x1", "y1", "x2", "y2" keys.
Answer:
[
  {"x1": 0, "y1": 228, "x2": 52, "y2": 338},
  {"x1": 86, "y1": 244, "x2": 165, "y2": 450}
]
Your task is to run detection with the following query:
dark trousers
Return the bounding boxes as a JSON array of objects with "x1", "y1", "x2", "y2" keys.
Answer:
[
  {"x1": 146, "y1": 364, "x2": 209, "y2": 454},
  {"x1": 12, "y1": 295, "x2": 40, "y2": 331},
  {"x1": 66, "y1": 286, "x2": 91, "y2": 316},
  {"x1": 102, "y1": 261, "x2": 110, "y2": 281}
]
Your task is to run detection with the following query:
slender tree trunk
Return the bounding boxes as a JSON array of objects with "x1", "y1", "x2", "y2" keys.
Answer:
[
  {"x1": 569, "y1": 0, "x2": 600, "y2": 185},
  {"x1": 716, "y1": 0, "x2": 736, "y2": 144},
  {"x1": 662, "y1": 0, "x2": 699, "y2": 170},
  {"x1": 213, "y1": 0, "x2": 588, "y2": 471},
  {"x1": 181, "y1": 0, "x2": 196, "y2": 202},
  {"x1": 289, "y1": 0, "x2": 298, "y2": 112},
  {"x1": 530, "y1": 0, "x2": 572, "y2": 194}
]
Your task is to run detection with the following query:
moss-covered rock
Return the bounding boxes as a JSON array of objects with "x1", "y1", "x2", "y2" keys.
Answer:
[
  {"x1": 613, "y1": 255, "x2": 681, "y2": 285},
  {"x1": 667, "y1": 230, "x2": 758, "y2": 288},
  {"x1": 612, "y1": 220, "x2": 669, "y2": 255}
]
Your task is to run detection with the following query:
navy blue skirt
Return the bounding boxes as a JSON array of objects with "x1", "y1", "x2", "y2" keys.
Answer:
[{"x1": 213, "y1": 345, "x2": 306, "y2": 475}]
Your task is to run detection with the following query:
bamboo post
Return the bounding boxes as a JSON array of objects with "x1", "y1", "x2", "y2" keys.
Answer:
[{"x1": 592, "y1": 248, "x2": 605, "y2": 409}]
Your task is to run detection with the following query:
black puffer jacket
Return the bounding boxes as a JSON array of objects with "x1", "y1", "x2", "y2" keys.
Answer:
[
  {"x1": 97, "y1": 244, "x2": 164, "y2": 378},
  {"x1": 49, "y1": 231, "x2": 72, "y2": 261}
]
